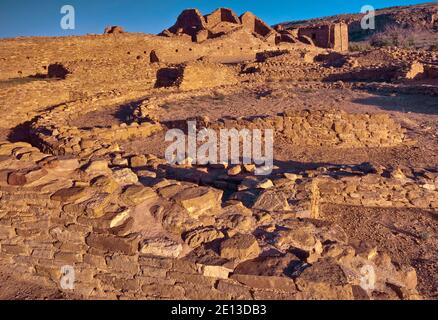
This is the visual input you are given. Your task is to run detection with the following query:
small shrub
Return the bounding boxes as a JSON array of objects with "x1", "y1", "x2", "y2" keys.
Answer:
[
  {"x1": 369, "y1": 25, "x2": 427, "y2": 48},
  {"x1": 370, "y1": 36, "x2": 388, "y2": 47}
]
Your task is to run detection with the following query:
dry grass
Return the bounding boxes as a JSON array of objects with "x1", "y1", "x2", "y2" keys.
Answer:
[{"x1": 369, "y1": 25, "x2": 435, "y2": 49}]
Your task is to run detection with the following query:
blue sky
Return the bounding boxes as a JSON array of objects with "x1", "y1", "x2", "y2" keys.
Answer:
[{"x1": 0, "y1": 0, "x2": 436, "y2": 38}]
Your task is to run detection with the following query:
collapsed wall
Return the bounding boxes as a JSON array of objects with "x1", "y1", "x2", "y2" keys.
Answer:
[
  {"x1": 208, "y1": 110, "x2": 407, "y2": 148},
  {"x1": 162, "y1": 7, "x2": 350, "y2": 50},
  {"x1": 317, "y1": 171, "x2": 438, "y2": 209},
  {"x1": 0, "y1": 28, "x2": 292, "y2": 83},
  {"x1": 163, "y1": 7, "x2": 277, "y2": 44},
  {"x1": 297, "y1": 23, "x2": 349, "y2": 51},
  {"x1": 167, "y1": 8, "x2": 208, "y2": 38},
  {"x1": 205, "y1": 8, "x2": 241, "y2": 26},
  {"x1": 0, "y1": 141, "x2": 429, "y2": 300},
  {"x1": 325, "y1": 61, "x2": 438, "y2": 83},
  {"x1": 240, "y1": 11, "x2": 275, "y2": 38},
  {"x1": 155, "y1": 61, "x2": 239, "y2": 91},
  {"x1": 47, "y1": 59, "x2": 156, "y2": 83}
]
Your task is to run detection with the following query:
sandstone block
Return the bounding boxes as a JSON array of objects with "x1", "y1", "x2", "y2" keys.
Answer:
[
  {"x1": 112, "y1": 168, "x2": 138, "y2": 186},
  {"x1": 220, "y1": 233, "x2": 261, "y2": 261},
  {"x1": 86, "y1": 233, "x2": 140, "y2": 255},
  {"x1": 184, "y1": 227, "x2": 224, "y2": 248},
  {"x1": 7, "y1": 168, "x2": 48, "y2": 186},
  {"x1": 121, "y1": 185, "x2": 157, "y2": 206},
  {"x1": 252, "y1": 190, "x2": 290, "y2": 212},
  {"x1": 54, "y1": 251, "x2": 83, "y2": 264},
  {"x1": 91, "y1": 175, "x2": 119, "y2": 194},
  {"x1": 140, "y1": 265, "x2": 168, "y2": 278},
  {"x1": 200, "y1": 265, "x2": 233, "y2": 279},
  {"x1": 51, "y1": 187, "x2": 90, "y2": 203},
  {"x1": 63, "y1": 192, "x2": 114, "y2": 217},
  {"x1": 84, "y1": 160, "x2": 111, "y2": 175},
  {"x1": 130, "y1": 155, "x2": 148, "y2": 168},
  {"x1": 140, "y1": 238, "x2": 183, "y2": 258},
  {"x1": 172, "y1": 186, "x2": 223, "y2": 218}
]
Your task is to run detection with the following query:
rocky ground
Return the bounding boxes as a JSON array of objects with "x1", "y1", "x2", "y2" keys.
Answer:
[{"x1": 0, "y1": 21, "x2": 437, "y2": 300}]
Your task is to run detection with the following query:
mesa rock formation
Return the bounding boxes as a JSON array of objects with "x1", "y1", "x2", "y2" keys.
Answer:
[{"x1": 0, "y1": 5, "x2": 437, "y2": 300}]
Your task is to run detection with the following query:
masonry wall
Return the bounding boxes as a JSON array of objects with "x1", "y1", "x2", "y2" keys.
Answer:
[
  {"x1": 169, "y1": 9, "x2": 207, "y2": 36},
  {"x1": 240, "y1": 12, "x2": 273, "y2": 37},
  {"x1": 208, "y1": 110, "x2": 407, "y2": 148},
  {"x1": 298, "y1": 25, "x2": 331, "y2": 49},
  {"x1": 205, "y1": 8, "x2": 240, "y2": 27},
  {"x1": 298, "y1": 23, "x2": 349, "y2": 51},
  {"x1": 330, "y1": 23, "x2": 349, "y2": 51},
  {"x1": 0, "y1": 31, "x2": 290, "y2": 81},
  {"x1": 0, "y1": 30, "x2": 294, "y2": 131}
]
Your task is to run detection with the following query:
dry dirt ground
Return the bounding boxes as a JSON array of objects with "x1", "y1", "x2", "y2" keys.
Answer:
[{"x1": 322, "y1": 205, "x2": 438, "y2": 298}]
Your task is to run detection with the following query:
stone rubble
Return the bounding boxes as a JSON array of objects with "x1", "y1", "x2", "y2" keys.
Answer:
[{"x1": 0, "y1": 139, "x2": 434, "y2": 299}]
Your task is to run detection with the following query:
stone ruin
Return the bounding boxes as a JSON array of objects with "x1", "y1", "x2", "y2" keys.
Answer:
[
  {"x1": 0, "y1": 6, "x2": 437, "y2": 301},
  {"x1": 205, "y1": 8, "x2": 241, "y2": 27},
  {"x1": 0, "y1": 53, "x2": 436, "y2": 300},
  {"x1": 239, "y1": 11, "x2": 277, "y2": 40},
  {"x1": 155, "y1": 60, "x2": 239, "y2": 90},
  {"x1": 161, "y1": 7, "x2": 350, "y2": 51},
  {"x1": 104, "y1": 26, "x2": 125, "y2": 34},
  {"x1": 0, "y1": 114, "x2": 433, "y2": 299},
  {"x1": 274, "y1": 22, "x2": 349, "y2": 51},
  {"x1": 161, "y1": 8, "x2": 277, "y2": 44},
  {"x1": 1, "y1": 91, "x2": 435, "y2": 299},
  {"x1": 295, "y1": 23, "x2": 349, "y2": 52}
]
